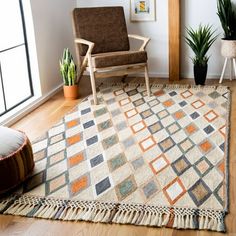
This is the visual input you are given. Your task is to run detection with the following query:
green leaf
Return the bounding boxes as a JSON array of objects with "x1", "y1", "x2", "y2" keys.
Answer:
[
  {"x1": 185, "y1": 24, "x2": 218, "y2": 66},
  {"x1": 59, "y1": 48, "x2": 77, "y2": 85}
]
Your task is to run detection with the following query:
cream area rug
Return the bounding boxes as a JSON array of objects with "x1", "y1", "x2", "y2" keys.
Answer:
[{"x1": 0, "y1": 83, "x2": 230, "y2": 232}]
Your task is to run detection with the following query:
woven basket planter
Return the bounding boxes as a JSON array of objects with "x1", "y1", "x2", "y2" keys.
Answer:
[{"x1": 221, "y1": 39, "x2": 236, "y2": 58}]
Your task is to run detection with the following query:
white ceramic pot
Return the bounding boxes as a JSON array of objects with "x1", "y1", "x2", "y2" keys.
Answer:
[{"x1": 221, "y1": 39, "x2": 236, "y2": 58}]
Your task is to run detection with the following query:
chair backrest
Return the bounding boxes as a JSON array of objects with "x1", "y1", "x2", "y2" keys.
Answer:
[{"x1": 72, "y1": 7, "x2": 130, "y2": 56}]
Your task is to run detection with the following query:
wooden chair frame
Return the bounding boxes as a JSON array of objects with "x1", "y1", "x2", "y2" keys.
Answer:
[{"x1": 74, "y1": 34, "x2": 151, "y2": 105}]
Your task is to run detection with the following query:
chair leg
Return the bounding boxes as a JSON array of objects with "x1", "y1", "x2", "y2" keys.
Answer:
[
  {"x1": 122, "y1": 75, "x2": 128, "y2": 83},
  {"x1": 233, "y1": 58, "x2": 236, "y2": 79},
  {"x1": 89, "y1": 69, "x2": 98, "y2": 105},
  {"x1": 230, "y1": 58, "x2": 233, "y2": 81},
  {"x1": 219, "y1": 58, "x2": 228, "y2": 84},
  {"x1": 145, "y1": 66, "x2": 151, "y2": 97}
]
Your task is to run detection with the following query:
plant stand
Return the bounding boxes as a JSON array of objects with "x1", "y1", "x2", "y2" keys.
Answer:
[{"x1": 219, "y1": 57, "x2": 236, "y2": 83}]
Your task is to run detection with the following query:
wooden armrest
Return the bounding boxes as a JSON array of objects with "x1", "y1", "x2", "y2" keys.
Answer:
[
  {"x1": 74, "y1": 38, "x2": 95, "y2": 54},
  {"x1": 74, "y1": 38, "x2": 95, "y2": 83},
  {"x1": 128, "y1": 34, "x2": 150, "y2": 51}
]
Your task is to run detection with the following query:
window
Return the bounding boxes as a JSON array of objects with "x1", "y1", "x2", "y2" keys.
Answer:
[{"x1": 0, "y1": 0, "x2": 33, "y2": 116}]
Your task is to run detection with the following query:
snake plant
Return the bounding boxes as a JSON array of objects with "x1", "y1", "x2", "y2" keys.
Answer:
[{"x1": 59, "y1": 48, "x2": 77, "y2": 86}]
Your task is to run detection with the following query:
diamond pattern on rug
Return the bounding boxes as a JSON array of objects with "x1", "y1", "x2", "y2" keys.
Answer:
[
  {"x1": 163, "y1": 178, "x2": 186, "y2": 204},
  {"x1": 149, "y1": 154, "x2": 169, "y2": 174},
  {"x1": 70, "y1": 173, "x2": 90, "y2": 197},
  {"x1": 10, "y1": 84, "x2": 229, "y2": 232},
  {"x1": 142, "y1": 179, "x2": 159, "y2": 199},
  {"x1": 95, "y1": 177, "x2": 112, "y2": 196},
  {"x1": 115, "y1": 175, "x2": 137, "y2": 201},
  {"x1": 188, "y1": 179, "x2": 211, "y2": 207}
]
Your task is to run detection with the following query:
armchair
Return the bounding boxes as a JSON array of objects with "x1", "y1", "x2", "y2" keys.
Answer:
[{"x1": 72, "y1": 7, "x2": 151, "y2": 104}]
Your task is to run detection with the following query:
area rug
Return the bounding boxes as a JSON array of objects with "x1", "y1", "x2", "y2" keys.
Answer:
[{"x1": 0, "y1": 83, "x2": 230, "y2": 232}]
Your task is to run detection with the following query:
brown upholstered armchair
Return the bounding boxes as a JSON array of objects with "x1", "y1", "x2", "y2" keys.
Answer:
[{"x1": 72, "y1": 7, "x2": 151, "y2": 105}]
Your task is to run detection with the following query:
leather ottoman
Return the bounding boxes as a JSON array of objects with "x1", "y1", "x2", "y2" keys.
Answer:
[{"x1": 0, "y1": 126, "x2": 34, "y2": 194}]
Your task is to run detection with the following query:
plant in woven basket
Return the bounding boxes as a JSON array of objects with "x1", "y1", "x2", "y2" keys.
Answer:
[
  {"x1": 217, "y1": 0, "x2": 236, "y2": 73},
  {"x1": 185, "y1": 24, "x2": 218, "y2": 85},
  {"x1": 217, "y1": 0, "x2": 236, "y2": 40}
]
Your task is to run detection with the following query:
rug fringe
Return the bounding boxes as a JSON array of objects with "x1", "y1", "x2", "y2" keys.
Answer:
[
  {"x1": 0, "y1": 195, "x2": 226, "y2": 232},
  {"x1": 99, "y1": 82, "x2": 229, "y2": 92}
]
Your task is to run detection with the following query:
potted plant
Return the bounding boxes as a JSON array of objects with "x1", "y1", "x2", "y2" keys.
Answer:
[
  {"x1": 185, "y1": 24, "x2": 218, "y2": 85},
  {"x1": 59, "y1": 48, "x2": 78, "y2": 100},
  {"x1": 217, "y1": 0, "x2": 236, "y2": 58}
]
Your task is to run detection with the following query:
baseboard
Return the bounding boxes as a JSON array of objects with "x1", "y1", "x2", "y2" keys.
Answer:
[{"x1": 1, "y1": 83, "x2": 63, "y2": 127}]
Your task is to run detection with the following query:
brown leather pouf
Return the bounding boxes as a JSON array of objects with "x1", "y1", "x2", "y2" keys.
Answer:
[{"x1": 0, "y1": 126, "x2": 34, "y2": 194}]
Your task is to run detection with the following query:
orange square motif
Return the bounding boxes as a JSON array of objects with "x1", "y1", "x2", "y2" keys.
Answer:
[
  {"x1": 154, "y1": 90, "x2": 165, "y2": 97},
  {"x1": 67, "y1": 120, "x2": 79, "y2": 129},
  {"x1": 199, "y1": 140, "x2": 212, "y2": 153},
  {"x1": 173, "y1": 111, "x2": 185, "y2": 120},
  {"x1": 68, "y1": 153, "x2": 84, "y2": 167},
  {"x1": 163, "y1": 99, "x2": 174, "y2": 107},
  {"x1": 185, "y1": 124, "x2": 197, "y2": 135},
  {"x1": 67, "y1": 134, "x2": 81, "y2": 146},
  {"x1": 71, "y1": 176, "x2": 88, "y2": 195}
]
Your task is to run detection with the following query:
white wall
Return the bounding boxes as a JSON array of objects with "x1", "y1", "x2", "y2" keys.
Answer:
[
  {"x1": 77, "y1": 0, "x2": 232, "y2": 79},
  {"x1": 30, "y1": 0, "x2": 76, "y2": 95}
]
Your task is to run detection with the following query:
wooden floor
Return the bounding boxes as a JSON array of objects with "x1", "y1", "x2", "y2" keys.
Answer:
[{"x1": 0, "y1": 77, "x2": 235, "y2": 236}]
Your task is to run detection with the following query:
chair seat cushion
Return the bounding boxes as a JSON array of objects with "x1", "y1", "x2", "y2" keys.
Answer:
[
  {"x1": 0, "y1": 126, "x2": 34, "y2": 194},
  {"x1": 92, "y1": 51, "x2": 147, "y2": 68}
]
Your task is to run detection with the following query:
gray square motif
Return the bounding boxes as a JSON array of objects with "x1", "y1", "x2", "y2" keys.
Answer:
[
  {"x1": 106, "y1": 98, "x2": 116, "y2": 105},
  {"x1": 209, "y1": 91, "x2": 221, "y2": 99},
  {"x1": 131, "y1": 157, "x2": 144, "y2": 170},
  {"x1": 116, "y1": 121, "x2": 127, "y2": 131},
  {"x1": 143, "y1": 180, "x2": 158, "y2": 199},
  {"x1": 95, "y1": 177, "x2": 111, "y2": 195},
  {"x1": 83, "y1": 120, "x2": 95, "y2": 129},
  {"x1": 86, "y1": 135, "x2": 98, "y2": 146},
  {"x1": 81, "y1": 108, "x2": 91, "y2": 115},
  {"x1": 90, "y1": 154, "x2": 104, "y2": 168},
  {"x1": 123, "y1": 137, "x2": 135, "y2": 148},
  {"x1": 111, "y1": 109, "x2": 121, "y2": 117}
]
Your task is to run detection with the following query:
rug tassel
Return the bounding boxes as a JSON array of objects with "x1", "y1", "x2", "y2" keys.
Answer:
[
  {"x1": 146, "y1": 212, "x2": 153, "y2": 225},
  {"x1": 162, "y1": 213, "x2": 170, "y2": 226},
  {"x1": 71, "y1": 208, "x2": 82, "y2": 221},
  {"x1": 185, "y1": 214, "x2": 190, "y2": 228},
  {"x1": 112, "y1": 209, "x2": 120, "y2": 222},
  {"x1": 73, "y1": 208, "x2": 82, "y2": 220},
  {"x1": 131, "y1": 211, "x2": 139, "y2": 224},
  {"x1": 77, "y1": 208, "x2": 87, "y2": 221},
  {"x1": 190, "y1": 215, "x2": 194, "y2": 229},
  {"x1": 204, "y1": 215, "x2": 209, "y2": 229},
  {"x1": 149, "y1": 213, "x2": 157, "y2": 226},
  {"x1": 4, "y1": 203, "x2": 22, "y2": 214},
  {"x1": 0, "y1": 200, "x2": 10, "y2": 212},
  {"x1": 173, "y1": 215, "x2": 178, "y2": 228},
  {"x1": 139, "y1": 211, "x2": 147, "y2": 225},
  {"x1": 135, "y1": 210, "x2": 144, "y2": 225},
  {"x1": 59, "y1": 206, "x2": 71, "y2": 220},
  {"x1": 126, "y1": 210, "x2": 134, "y2": 223},
  {"x1": 199, "y1": 215, "x2": 204, "y2": 229},
  {"x1": 93, "y1": 208, "x2": 104, "y2": 222},
  {"x1": 101, "y1": 209, "x2": 111, "y2": 222},
  {"x1": 120, "y1": 210, "x2": 130, "y2": 224},
  {"x1": 116, "y1": 210, "x2": 124, "y2": 224}
]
